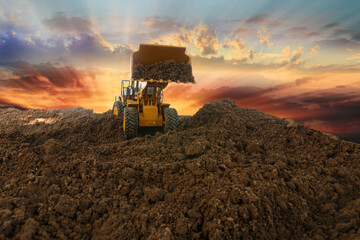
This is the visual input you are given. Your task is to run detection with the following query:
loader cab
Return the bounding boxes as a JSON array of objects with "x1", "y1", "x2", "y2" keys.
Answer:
[
  {"x1": 121, "y1": 80, "x2": 141, "y2": 101},
  {"x1": 120, "y1": 80, "x2": 163, "y2": 103},
  {"x1": 147, "y1": 87, "x2": 154, "y2": 98}
]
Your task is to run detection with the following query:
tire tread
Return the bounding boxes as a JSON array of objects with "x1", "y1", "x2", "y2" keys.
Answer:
[
  {"x1": 164, "y1": 108, "x2": 179, "y2": 132},
  {"x1": 124, "y1": 107, "x2": 138, "y2": 139}
]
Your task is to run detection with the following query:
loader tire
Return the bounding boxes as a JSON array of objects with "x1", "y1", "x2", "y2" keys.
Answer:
[
  {"x1": 113, "y1": 101, "x2": 124, "y2": 116},
  {"x1": 163, "y1": 108, "x2": 180, "y2": 132},
  {"x1": 123, "y1": 107, "x2": 138, "y2": 139}
]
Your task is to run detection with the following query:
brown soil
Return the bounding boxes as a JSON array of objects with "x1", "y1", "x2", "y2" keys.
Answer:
[
  {"x1": 0, "y1": 99, "x2": 359, "y2": 239},
  {"x1": 132, "y1": 60, "x2": 195, "y2": 83}
]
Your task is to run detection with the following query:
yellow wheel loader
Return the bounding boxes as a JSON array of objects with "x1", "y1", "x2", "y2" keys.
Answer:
[{"x1": 112, "y1": 44, "x2": 195, "y2": 139}]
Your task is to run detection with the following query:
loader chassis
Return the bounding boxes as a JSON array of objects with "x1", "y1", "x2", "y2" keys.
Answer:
[{"x1": 115, "y1": 81, "x2": 170, "y2": 127}]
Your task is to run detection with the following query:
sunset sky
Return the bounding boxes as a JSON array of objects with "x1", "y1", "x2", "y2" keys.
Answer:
[{"x1": 0, "y1": 0, "x2": 359, "y2": 142}]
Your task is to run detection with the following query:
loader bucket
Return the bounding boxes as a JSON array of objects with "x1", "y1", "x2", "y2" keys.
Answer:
[{"x1": 130, "y1": 44, "x2": 193, "y2": 83}]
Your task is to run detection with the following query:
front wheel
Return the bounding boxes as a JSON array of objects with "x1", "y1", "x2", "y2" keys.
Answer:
[
  {"x1": 113, "y1": 101, "x2": 124, "y2": 116},
  {"x1": 123, "y1": 107, "x2": 138, "y2": 139},
  {"x1": 163, "y1": 108, "x2": 180, "y2": 132}
]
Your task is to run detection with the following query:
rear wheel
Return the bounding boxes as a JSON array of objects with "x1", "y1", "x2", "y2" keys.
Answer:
[
  {"x1": 113, "y1": 101, "x2": 124, "y2": 116},
  {"x1": 123, "y1": 107, "x2": 138, "y2": 139},
  {"x1": 163, "y1": 108, "x2": 180, "y2": 132}
]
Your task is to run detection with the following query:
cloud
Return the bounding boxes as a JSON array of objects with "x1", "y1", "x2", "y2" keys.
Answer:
[
  {"x1": 278, "y1": 59, "x2": 289, "y2": 67},
  {"x1": 172, "y1": 27, "x2": 192, "y2": 46},
  {"x1": 267, "y1": 77, "x2": 313, "y2": 92},
  {"x1": 149, "y1": 24, "x2": 221, "y2": 54},
  {"x1": 248, "y1": 47, "x2": 254, "y2": 59},
  {"x1": 297, "y1": 97, "x2": 360, "y2": 134},
  {"x1": 42, "y1": 12, "x2": 93, "y2": 33},
  {"x1": 149, "y1": 28, "x2": 192, "y2": 47},
  {"x1": 222, "y1": 37, "x2": 231, "y2": 48},
  {"x1": 318, "y1": 38, "x2": 360, "y2": 50},
  {"x1": 290, "y1": 46, "x2": 304, "y2": 62},
  {"x1": 310, "y1": 45, "x2": 320, "y2": 56},
  {"x1": 221, "y1": 35, "x2": 248, "y2": 61},
  {"x1": 351, "y1": 32, "x2": 360, "y2": 41},
  {"x1": 0, "y1": 60, "x2": 89, "y2": 93},
  {"x1": 306, "y1": 32, "x2": 321, "y2": 38},
  {"x1": 295, "y1": 77, "x2": 312, "y2": 86},
  {"x1": 0, "y1": 13, "x2": 133, "y2": 65},
  {"x1": 230, "y1": 27, "x2": 249, "y2": 36},
  {"x1": 282, "y1": 26, "x2": 323, "y2": 41},
  {"x1": 282, "y1": 45, "x2": 291, "y2": 58},
  {"x1": 67, "y1": 33, "x2": 114, "y2": 54},
  {"x1": 0, "y1": 32, "x2": 55, "y2": 62},
  {"x1": 256, "y1": 28, "x2": 273, "y2": 46},
  {"x1": 246, "y1": 14, "x2": 270, "y2": 24},
  {"x1": 222, "y1": 34, "x2": 246, "y2": 52},
  {"x1": 336, "y1": 132, "x2": 360, "y2": 143},
  {"x1": 167, "y1": 76, "x2": 315, "y2": 107},
  {"x1": 0, "y1": 60, "x2": 101, "y2": 110},
  {"x1": 190, "y1": 51, "x2": 360, "y2": 74},
  {"x1": 288, "y1": 26, "x2": 308, "y2": 33},
  {"x1": 0, "y1": 98, "x2": 28, "y2": 110},
  {"x1": 324, "y1": 23, "x2": 339, "y2": 29},
  {"x1": 113, "y1": 44, "x2": 134, "y2": 55},
  {"x1": 142, "y1": 16, "x2": 179, "y2": 29},
  {"x1": 194, "y1": 26, "x2": 219, "y2": 55},
  {"x1": 245, "y1": 13, "x2": 281, "y2": 27},
  {"x1": 150, "y1": 37, "x2": 168, "y2": 45},
  {"x1": 346, "y1": 53, "x2": 360, "y2": 62},
  {"x1": 41, "y1": 13, "x2": 118, "y2": 55},
  {"x1": 0, "y1": 13, "x2": 33, "y2": 34},
  {"x1": 300, "y1": 92, "x2": 359, "y2": 106}
]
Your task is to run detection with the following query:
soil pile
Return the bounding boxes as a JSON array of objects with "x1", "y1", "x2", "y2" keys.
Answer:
[
  {"x1": 0, "y1": 99, "x2": 359, "y2": 239},
  {"x1": 132, "y1": 60, "x2": 195, "y2": 83}
]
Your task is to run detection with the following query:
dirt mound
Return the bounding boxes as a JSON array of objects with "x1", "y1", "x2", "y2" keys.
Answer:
[
  {"x1": 0, "y1": 107, "x2": 123, "y2": 146},
  {"x1": 1, "y1": 99, "x2": 359, "y2": 239},
  {"x1": 132, "y1": 60, "x2": 195, "y2": 83}
]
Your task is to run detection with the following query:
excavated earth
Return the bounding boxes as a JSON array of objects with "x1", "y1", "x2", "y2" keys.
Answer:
[
  {"x1": 0, "y1": 99, "x2": 360, "y2": 239},
  {"x1": 132, "y1": 61, "x2": 195, "y2": 83}
]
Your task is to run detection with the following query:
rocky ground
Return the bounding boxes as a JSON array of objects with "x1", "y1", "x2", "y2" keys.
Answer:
[{"x1": 0, "y1": 99, "x2": 359, "y2": 239}]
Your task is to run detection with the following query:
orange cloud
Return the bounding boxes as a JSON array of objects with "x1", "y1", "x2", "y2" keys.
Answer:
[
  {"x1": 346, "y1": 53, "x2": 360, "y2": 62},
  {"x1": 223, "y1": 34, "x2": 246, "y2": 53},
  {"x1": 248, "y1": 47, "x2": 255, "y2": 59},
  {"x1": 291, "y1": 46, "x2": 304, "y2": 62},
  {"x1": 310, "y1": 45, "x2": 320, "y2": 56},
  {"x1": 256, "y1": 28, "x2": 273, "y2": 46},
  {"x1": 0, "y1": 61, "x2": 94, "y2": 109},
  {"x1": 172, "y1": 27, "x2": 192, "y2": 46},
  {"x1": 0, "y1": 98, "x2": 27, "y2": 110},
  {"x1": 282, "y1": 45, "x2": 291, "y2": 58},
  {"x1": 194, "y1": 26, "x2": 219, "y2": 55}
]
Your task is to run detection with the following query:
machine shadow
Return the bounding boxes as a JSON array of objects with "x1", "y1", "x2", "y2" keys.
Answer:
[{"x1": 137, "y1": 127, "x2": 164, "y2": 137}]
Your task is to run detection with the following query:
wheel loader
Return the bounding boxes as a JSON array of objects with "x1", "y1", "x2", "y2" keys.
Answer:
[{"x1": 112, "y1": 44, "x2": 195, "y2": 139}]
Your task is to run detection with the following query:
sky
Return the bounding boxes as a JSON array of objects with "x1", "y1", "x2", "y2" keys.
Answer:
[{"x1": 0, "y1": 0, "x2": 359, "y2": 142}]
